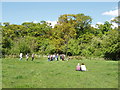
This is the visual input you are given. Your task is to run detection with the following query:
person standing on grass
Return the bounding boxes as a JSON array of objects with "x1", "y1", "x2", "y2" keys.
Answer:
[
  {"x1": 60, "y1": 54, "x2": 62, "y2": 60},
  {"x1": 50, "y1": 55, "x2": 53, "y2": 61},
  {"x1": 55, "y1": 54, "x2": 59, "y2": 61},
  {"x1": 48, "y1": 54, "x2": 50, "y2": 61},
  {"x1": 26, "y1": 53, "x2": 29, "y2": 61},
  {"x1": 76, "y1": 63, "x2": 81, "y2": 71},
  {"x1": 53, "y1": 54, "x2": 55, "y2": 61},
  {"x1": 19, "y1": 53, "x2": 23, "y2": 60},
  {"x1": 62, "y1": 54, "x2": 65, "y2": 61},
  {"x1": 32, "y1": 53, "x2": 35, "y2": 61},
  {"x1": 81, "y1": 63, "x2": 87, "y2": 71}
]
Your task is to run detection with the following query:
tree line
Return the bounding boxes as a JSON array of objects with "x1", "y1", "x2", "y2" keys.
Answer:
[{"x1": 1, "y1": 14, "x2": 120, "y2": 60}]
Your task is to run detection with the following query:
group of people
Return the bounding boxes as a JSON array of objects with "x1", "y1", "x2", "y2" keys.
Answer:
[
  {"x1": 20, "y1": 53, "x2": 87, "y2": 71},
  {"x1": 76, "y1": 63, "x2": 87, "y2": 71},
  {"x1": 48, "y1": 54, "x2": 65, "y2": 61},
  {"x1": 19, "y1": 53, "x2": 35, "y2": 61}
]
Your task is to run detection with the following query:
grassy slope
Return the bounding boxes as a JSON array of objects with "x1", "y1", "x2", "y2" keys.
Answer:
[{"x1": 2, "y1": 58, "x2": 118, "y2": 88}]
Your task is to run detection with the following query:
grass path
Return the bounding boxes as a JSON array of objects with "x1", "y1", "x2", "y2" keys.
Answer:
[{"x1": 2, "y1": 58, "x2": 118, "y2": 88}]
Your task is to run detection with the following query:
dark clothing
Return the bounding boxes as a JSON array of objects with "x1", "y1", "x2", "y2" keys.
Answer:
[
  {"x1": 32, "y1": 57, "x2": 34, "y2": 61},
  {"x1": 50, "y1": 57, "x2": 53, "y2": 61},
  {"x1": 60, "y1": 55, "x2": 62, "y2": 60},
  {"x1": 62, "y1": 55, "x2": 64, "y2": 61}
]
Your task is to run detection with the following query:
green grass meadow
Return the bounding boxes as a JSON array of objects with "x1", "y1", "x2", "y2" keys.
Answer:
[{"x1": 2, "y1": 57, "x2": 118, "y2": 88}]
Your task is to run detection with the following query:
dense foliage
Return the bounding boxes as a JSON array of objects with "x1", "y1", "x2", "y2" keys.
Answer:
[{"x1": 1, "y1": 13, "x2": 120, "y2": 60}]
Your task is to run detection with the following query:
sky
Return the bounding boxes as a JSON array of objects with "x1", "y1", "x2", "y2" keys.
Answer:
[{"x1": 2, "y1": 2, "x2": 119, "y2": 27}]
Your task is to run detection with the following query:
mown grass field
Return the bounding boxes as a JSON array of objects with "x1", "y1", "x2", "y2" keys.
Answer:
[{"x1": 2, "y1": 57, "x2": 118, "y2": 88}]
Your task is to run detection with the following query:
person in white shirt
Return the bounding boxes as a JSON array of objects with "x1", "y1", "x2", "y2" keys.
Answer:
[
  {"x1": 53, "y1": 54, "x2": 55, "y2": 61},
  {"x1": 81, "y1": 63, "x2": 87, "y2": 71},
  {"x1": 20, "y1": 53, "x2": 23, "y2": 60}
]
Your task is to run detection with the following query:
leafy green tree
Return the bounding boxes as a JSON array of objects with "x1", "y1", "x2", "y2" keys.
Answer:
[
  {"x1": 67, "y1": 39, "x2": 80, "y2": 55},
  {"x1": 1, "y1": 14, "x2": 119, "y2": 60},
  {"x1": 96, "y1": 21, "x2": 112, "y2": 34},
  {"x1": 111, "y1": 16, "x2": 120, "y2": 25},
  {"x1": 22, "y1": 21, "x2": 52, "y2": 37},
  {"x1": 3, "y1": 22, "x2": 10, "y2": 27},
  {"x1": 102, "y1": 29, "x2": 120, "y2": 60},
  {"x1": 53, "y1": 20, "x2": 77, "y2": 55},
  {"x1": 58, "y1": 14, "x2": 92, "y2": 38}
]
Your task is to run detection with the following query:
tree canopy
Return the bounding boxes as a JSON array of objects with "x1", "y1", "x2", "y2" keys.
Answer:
[{"x1": 1, "y1": 14, "x2": 120, "y2": 60}]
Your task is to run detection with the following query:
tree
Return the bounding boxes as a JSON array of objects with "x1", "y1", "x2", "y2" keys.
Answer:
[
  {"x1": 22, "y1": 21, "x2": 52, "y2": 37},
  {"x1": 102, "y1": 29, "x2": 120, "y2": 60},
  {"x1": 54, "y1": 13, "x2": 92, "y2": 55},
  {"x1": 3, "y1": 22, "x2": 10, "y2": 27},
  {"x1": 96, "y1": 21, "x2": 112, "y2": 34},
  {"x1": 53, "y1": 19, "x2": 77, "y2": 55},
  {"x1": 58, "y1": 14, "x2": 92, "y2": 38},
  {"x1": 2, "y1": 14, "x2": 119, "y2": 60},
  {"x1": 111, "y1": 16, "x2": 120, "y2": 26}
]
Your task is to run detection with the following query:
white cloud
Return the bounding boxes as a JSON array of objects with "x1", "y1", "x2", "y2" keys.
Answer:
[
  {"x1": 33, "y1": 20, "x2": 39, "y2": 23},
  {"x1": 96, "y1": 22, "x2": 103, "y2": 24},
  {"x1": 111, "y1": 22, "x2": 118, "y2": 28},
  {"x1": 110, "y1": 17, "x2": 115, "y2": 21},
  {"x1": 102, "y1": 9, "x2": 118, "y2": 16},
  {"x1": 110, "y1": 17, "x2": 118, "y2": 28},
  {"x1": 21, "y1": 21, "x2": 31, "y2": 23},
  {"x1": 97, "y1": 20, "x2": 118, "y2": 28},
  {"x1": 91, "y1": 22, "x2": 103, "y2": 28},
  {"x1": 46, "y1": 21, "x2": 57, "y2": 28},
  {"x1": 21, "y1": 20, "x2": 57, "y2": 27},
  {"x1": 91, "y1": 20, "x2": 118, "y2": 29},
  {"x1": 91, "y1": 22, "x2": 104, "y2": 28},
  {"x1": 21, "y1": 20, "x2": 39, "y2": 24},
  {"x1": 91, "y1": 24, "x2": 96, "y2": 28}
]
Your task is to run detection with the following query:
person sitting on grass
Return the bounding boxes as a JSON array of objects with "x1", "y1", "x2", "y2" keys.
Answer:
[
  {"x1": 81, "y1": 63, "x2": 87, "y2": 71},
  {"x1": 76, "y1": 63, "x2": 81, "y2": 71}
]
